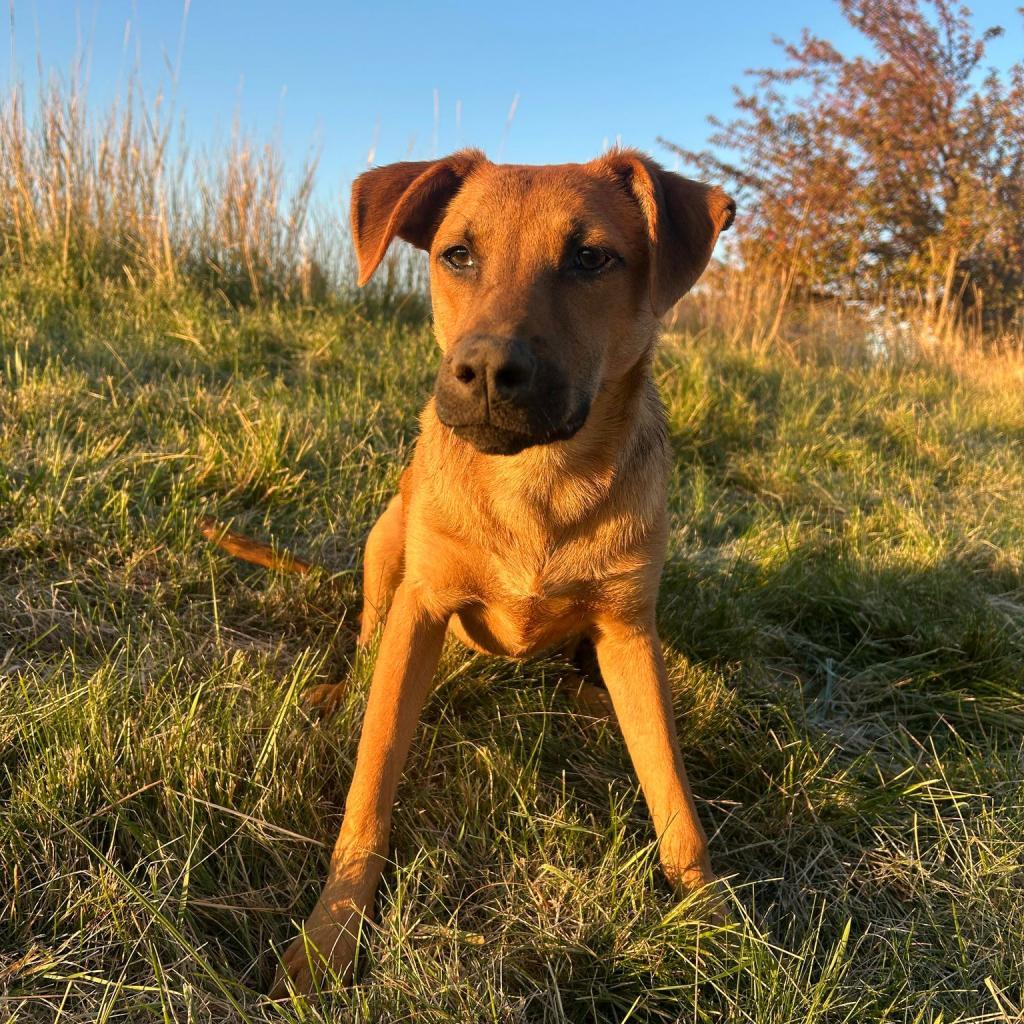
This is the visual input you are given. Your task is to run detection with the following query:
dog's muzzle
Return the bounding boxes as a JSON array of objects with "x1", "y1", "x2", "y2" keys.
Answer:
[{"x1": 433, "y1": 335, "x2": 589, "y2": 455}]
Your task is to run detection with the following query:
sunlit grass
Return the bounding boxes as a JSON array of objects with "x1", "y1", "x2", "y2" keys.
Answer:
[
  {"x1": 1, "y1": 60, "x2": 1022, "y2": 1022},
  {"x1": 2, "y1": 258, "x2": 1023, "y2": 1021}
]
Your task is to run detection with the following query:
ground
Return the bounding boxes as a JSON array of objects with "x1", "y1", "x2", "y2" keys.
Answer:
[{"x1": 2, "y1": 282, "x2": 1023, "y2": 1022}]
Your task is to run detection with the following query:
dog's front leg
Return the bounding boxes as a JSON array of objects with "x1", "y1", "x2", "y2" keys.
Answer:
[
  {"x1": 272, "y1": 582, "x2": 447, "y2": 996},
  {"x1": 593, "y1": 618, "x2": 717, "y2": 896}
]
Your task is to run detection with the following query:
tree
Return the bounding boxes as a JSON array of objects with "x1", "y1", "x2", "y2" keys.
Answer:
[{"x1": 662, "y1": 1, "x2": 1024, "y2": 329}]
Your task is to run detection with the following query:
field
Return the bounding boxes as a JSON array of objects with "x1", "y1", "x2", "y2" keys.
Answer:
[{"x1": 2, "y1": 264, "x2": 1023, "y2": 1023}]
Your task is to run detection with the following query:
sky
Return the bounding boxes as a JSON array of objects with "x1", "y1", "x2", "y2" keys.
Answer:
[{"x1": 3, "y1": 0, "x2": 1022, "y2": 198}]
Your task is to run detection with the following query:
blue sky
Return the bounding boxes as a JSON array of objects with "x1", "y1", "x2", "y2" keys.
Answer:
[{"x1": 4, "y1": 1, "x2": 1022, "y2": 196}]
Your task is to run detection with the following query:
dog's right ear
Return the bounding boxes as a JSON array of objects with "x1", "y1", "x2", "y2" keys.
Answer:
[
  {"x1": 597, "y1": 149, "x2": 735, "y2": 317},
  {"x1": 350, "y1": 150, "x2": 485, "y2": 286}
]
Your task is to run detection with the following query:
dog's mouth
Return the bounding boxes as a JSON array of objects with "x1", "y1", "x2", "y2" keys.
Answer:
[
  {"x1": 443, "y1": 404, "x2": 590, "y2": 456},
  {"x1": 433, "y1": 344, "x2": 593, "y2": 456}
]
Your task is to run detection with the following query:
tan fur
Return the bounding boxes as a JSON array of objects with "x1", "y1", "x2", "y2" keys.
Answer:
[
  {"x1": 211, "y1": 150, "x2": 734, "y2": 995},
  {"x1": 199, "y1": 518, "x2": 311, "y2": 575}
]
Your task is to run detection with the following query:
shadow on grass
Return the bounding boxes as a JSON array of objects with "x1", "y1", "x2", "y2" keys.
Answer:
[{"x1": 327, "y1": 538, "x2": 1024, "y2": 1015}]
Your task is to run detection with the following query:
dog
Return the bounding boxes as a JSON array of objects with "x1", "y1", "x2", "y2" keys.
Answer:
[{"x1": 205, "y1": 148, "x2": 734, "y2": 995}]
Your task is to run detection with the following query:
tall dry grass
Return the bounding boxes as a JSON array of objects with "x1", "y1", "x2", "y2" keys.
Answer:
[
  {"x1": 672, "y1": 240, "x2": 1024, "y2": 382},
  {"x1": 0, "y1": 77, "x2": 431, "y2": 306},
  {"x1": 1, "y1": 73, "x2": 1018, "y2": 372}
]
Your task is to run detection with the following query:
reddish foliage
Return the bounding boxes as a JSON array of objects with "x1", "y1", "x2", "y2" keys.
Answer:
[{"x1": 662, "y1": 1, "x2": 1024, "y2": 329}]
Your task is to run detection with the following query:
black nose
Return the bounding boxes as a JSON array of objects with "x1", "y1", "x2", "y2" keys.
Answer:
[{"x1": 449, "y1": 336, "x2": 537, "y2": 403}]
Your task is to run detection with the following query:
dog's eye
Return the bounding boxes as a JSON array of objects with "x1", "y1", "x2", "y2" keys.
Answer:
[
  {"x1": 442, "y1": 245, "x2": 474, "y2": 270},
  {"x1": 575, "y1": 246, "x2": 612, "y2": 273}
]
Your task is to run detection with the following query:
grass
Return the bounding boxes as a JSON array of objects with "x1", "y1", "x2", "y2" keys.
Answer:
[
  {"x1": 0, "y1": 60, "x2": 1022, "y2": 1024},
  {"x1": 2, "y1": 263, "x2": 1023, "y2": 1023}
]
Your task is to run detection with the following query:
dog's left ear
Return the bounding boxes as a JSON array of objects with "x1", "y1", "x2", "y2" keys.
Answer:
[
  {"x1": 350, "y1": 149, "x2": 485, "y2": 286},
  {"x1": 599, "y1": 150, "x2": 735, "y2": 317}
]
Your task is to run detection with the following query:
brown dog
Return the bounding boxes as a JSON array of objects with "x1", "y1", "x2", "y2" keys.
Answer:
[{"x1": 208, "y1": 149, "x2": 734, "y2": 995}]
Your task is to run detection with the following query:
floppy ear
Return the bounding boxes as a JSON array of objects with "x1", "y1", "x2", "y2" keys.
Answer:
[
  {"x1": 601, "y1": 150, "x2": 735, "y2": 316},
  {"x1": 350, "y1": 149, "x2": 485, "y2": 286}
]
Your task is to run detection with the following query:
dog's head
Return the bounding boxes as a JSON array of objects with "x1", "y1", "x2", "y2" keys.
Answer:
[{"x1": 351, "y1": 150, "x2": 734, "y2": 456}]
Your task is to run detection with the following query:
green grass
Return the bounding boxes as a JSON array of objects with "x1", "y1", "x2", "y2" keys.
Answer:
[{"x1": 2, "y1": 277, "x2": 1023, "y2": 1023}]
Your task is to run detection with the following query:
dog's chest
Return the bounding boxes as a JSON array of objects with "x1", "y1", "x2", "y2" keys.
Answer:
[
  {"x1": 451, "y1": 545, "x2": 601, "y2": 658},
  {"x1": 454, "y1": 593, "x2": 584, "y2": 659},
  {"x1": 412, "y1": 475, "x2": 658, "y2": 658},
  {"x1": 500, "y1": 565, "x2": 580, "y2": 624}
]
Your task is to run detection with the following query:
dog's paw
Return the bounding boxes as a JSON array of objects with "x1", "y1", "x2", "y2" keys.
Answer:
[
  {"x1": 557, "y1": 673, "x2": 615, "y2": 721},
  {"x1": 300, "y1": 681, "x2": 348, "y2": 718},
  {"x1": 670, "y1": 860, "x2": 732, "y2": 925},
  {"x1": 269, "y1": 900, "x2": 370, "y2": 998},
  {"x1": 662, "y1": 845, "x2": 732, "y2": 918}
]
